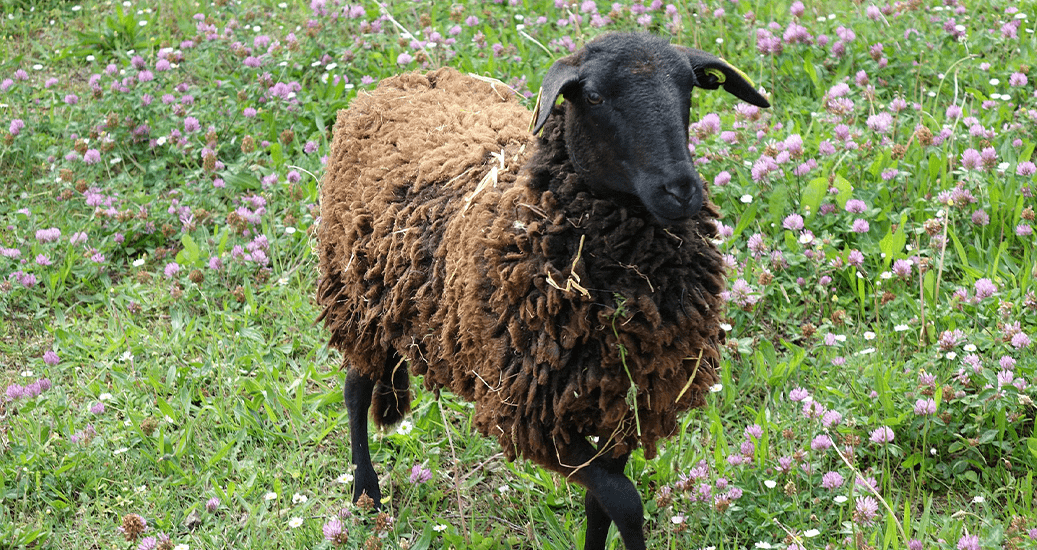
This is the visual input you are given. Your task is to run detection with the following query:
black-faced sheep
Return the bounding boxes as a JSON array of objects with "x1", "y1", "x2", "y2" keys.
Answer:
[{"x1": 317, "y1": 32, "x2": 769, "y2": 550}]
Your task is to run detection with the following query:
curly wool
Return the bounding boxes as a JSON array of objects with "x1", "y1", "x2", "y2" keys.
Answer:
[{"x1": 318, "y1": 67, "x2": 725, "y2": 473}]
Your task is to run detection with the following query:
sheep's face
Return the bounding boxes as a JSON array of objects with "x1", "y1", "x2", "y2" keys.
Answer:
[{"x1": 532, "y1": 33, "x2": 770, "y2": 225}]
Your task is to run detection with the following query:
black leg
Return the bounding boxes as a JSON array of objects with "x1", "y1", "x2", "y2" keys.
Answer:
[
  {"x1": 564, "y1": 441, "x2": 645, "y2": 550},
  {"x1": 371, "y1": 352, "x2": 411, "y2": 427},
  {"x1": 344, "y1": 368, "x2": 380, "y2": 506},
  {"x1": 584, "y1": 489, "x2": 611, "y2": 550}
]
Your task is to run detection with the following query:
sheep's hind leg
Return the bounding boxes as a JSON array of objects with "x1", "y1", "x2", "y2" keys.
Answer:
[
  {"x1": 344, "y1": 368, "x2": 381, "y2": 507},
  {"x1": 565, "y1": 441, "x2": 645, "y2": 550}
]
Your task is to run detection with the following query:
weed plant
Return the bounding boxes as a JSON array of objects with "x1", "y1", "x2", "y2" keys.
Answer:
[{"x1": 1, "y1": 0, "x2": 1035, "y2": 549}]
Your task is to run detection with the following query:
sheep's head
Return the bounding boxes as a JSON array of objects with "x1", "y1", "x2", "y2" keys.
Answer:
[{"x1": 532, "y1": 33, "x2": 770, "y2": 225}]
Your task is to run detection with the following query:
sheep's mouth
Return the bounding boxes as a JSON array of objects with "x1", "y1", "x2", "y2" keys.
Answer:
[
  {"x1": 614, "y1": 191, "x2": 700, "y2": 226},
  {"x1": 646, "y1": 203, "x2": 700, "y2": 226}
]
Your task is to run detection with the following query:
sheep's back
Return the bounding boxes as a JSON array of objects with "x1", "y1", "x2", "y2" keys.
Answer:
[{"x1": 318, "y1": 67, "x2": 532, "y2": 390}]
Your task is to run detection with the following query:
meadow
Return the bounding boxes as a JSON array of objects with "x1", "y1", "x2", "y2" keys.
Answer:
[{"x1": 1, "y1": 0, "x2": 1035, "y2": 548}]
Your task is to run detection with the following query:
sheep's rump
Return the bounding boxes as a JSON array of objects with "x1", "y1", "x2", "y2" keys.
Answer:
[{"x1": 318, "y1": 68, "x2": 724, "y2": 472}]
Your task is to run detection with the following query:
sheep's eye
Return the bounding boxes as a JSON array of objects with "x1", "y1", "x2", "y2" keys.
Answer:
[{"x1": 585, "y1": 91, "x2": 603, "y2": 105}]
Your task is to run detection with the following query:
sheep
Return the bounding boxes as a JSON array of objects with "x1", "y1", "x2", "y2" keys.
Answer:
[{"x1": 317, "y1": 32, "x2": 770, "y2": 550}]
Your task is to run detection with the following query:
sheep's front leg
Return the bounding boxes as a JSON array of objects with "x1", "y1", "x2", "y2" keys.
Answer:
[
  {"x1": 584, "y1": 487, "x2": 613, "y2": 550},
  {"x1": 566, "y1": 441, "x2": 645, "y2": 550},
  {"x1": 344, "y1": 369, "x2": 381, "y2": 507}
]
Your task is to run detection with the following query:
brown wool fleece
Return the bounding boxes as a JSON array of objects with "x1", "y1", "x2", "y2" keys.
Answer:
[{"x1": 318, "y1": 67, "x2": 725, "y2": 475}]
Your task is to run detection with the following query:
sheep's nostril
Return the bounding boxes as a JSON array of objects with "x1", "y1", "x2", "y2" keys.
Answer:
[
  {"x1": 665, "y1": 186, "x2": 692, "y2": 204},
  {"x1": 663, "y1": 175, "x2": 700, "y2": 206}
]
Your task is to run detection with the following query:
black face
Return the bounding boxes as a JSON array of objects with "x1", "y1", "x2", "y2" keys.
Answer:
[
  {"x1": 562, "y1": 44, "x2": 703, "y2": 224},
  {"x1": 531, "y1": 33, "x2": 770, "y2": 227}
]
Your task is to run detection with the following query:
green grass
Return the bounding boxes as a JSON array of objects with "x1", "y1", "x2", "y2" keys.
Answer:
[{"x1": 1, "y1": 0, "x2": 1036, "y2": 549}]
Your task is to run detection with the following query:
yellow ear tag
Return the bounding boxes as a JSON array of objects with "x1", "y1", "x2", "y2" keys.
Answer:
[
  {"x1": 717, "y1": 60, "x2": 758, "y2": 89},
  {"x1": 529, "y1": 87, "x2": 544, "y2": 133},
  {"x1": 704, "y1": 67, "x2": 726, "y2": 84}
]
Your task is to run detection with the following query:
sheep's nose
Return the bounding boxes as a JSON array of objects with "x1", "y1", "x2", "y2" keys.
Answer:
[
  {"x1": 664, "y1": 178, "x2": 695, "y2": 203},
  {"x1": 663, "y1": 167, "x2": 703, "y2": 212}
]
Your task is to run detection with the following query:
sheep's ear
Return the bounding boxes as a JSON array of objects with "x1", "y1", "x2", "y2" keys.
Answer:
[
  {"x1": 531, "y1": 56, "x2": 581, "y2": 135},
  {"x1": 677, "y1": 46, "x2": 771, "y2": 108}
]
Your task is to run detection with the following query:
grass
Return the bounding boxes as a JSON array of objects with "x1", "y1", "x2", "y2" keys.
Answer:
[{"x1": 1, "y1": 0, "x2": 1036, "y2": 549}]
